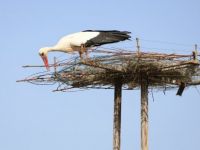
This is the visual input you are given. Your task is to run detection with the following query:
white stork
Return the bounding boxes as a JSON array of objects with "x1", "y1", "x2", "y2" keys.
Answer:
[{"x1": 39, "y1": 30, "x2": 131, "y2": 70}]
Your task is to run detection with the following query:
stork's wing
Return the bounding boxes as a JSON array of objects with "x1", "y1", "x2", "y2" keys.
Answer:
[
  {"x1": 67, "y1": 32, "x2": 100, "y2": 47},
  {"x1": 82, "y1": 30, "x2": 131, "y2": 47}
]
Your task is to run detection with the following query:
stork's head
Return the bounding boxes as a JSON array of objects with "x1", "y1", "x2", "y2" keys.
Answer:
[{"x1": 39, "y1": 47, "x2": 50, "y2": 71}]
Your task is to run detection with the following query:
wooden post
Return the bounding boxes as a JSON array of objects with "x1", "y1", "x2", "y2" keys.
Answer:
[
  {"x1": 54, "y1": 57, "x2": 57, "y2": 73},
  {"x1": 113, "y1": 81, "x2": 122, "y2": 150},
  {"x1": 195, "y1": 44, "x2": 198, "y2": 53},
  {"x1": 136, "y1": 38, "x2": 140, "y2": 54},
  {"x1": 192, "y1": 44, "x2": 198, "y2": 64},
  {"x1": 141, "y1": 77, "x2": 149, "y2": 150},
  {"x1": 193, "y1": 44, "x2": 198, "y2": 63}
]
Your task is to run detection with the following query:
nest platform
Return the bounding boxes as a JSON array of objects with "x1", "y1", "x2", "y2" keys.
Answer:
[{"x1": 18, "y1": 48, "x2": 200, "y2": 92}]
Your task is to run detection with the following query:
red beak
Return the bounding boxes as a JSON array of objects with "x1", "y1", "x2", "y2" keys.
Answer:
[{"x1": 41, "y1": 55, "x2": 50, "y2": 71}]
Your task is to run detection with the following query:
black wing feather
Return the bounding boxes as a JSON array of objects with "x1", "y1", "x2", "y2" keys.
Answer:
[{"x1": 82, "y1": 30, "x2": 131, "y2": 47}]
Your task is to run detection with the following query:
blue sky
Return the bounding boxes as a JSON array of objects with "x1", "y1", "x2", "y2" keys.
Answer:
[{"x1": 0, "y1": 0, "x2": 200, "y2": 150}]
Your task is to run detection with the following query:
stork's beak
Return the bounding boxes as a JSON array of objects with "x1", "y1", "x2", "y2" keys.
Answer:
[{"x1": 41, "y1": 55, "x2": 50, "y2": 71}]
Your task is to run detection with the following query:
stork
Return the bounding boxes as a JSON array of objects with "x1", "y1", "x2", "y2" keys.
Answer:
[{"x1": 39, "y1": 30, "x2": 131, "y2": 70}]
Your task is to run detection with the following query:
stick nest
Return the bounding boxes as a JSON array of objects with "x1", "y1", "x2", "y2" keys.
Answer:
[{"x1": 18, "y1": 49, "x2": 200, "y2": 92}]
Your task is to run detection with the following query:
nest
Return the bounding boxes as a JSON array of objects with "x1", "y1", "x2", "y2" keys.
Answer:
[{"x1": 18, "y1": 48, "x2": 200, "y2": 92}]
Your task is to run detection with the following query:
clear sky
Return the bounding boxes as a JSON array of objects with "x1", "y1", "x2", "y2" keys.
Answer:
[{"x1": 0, "y1": 0, "x2": 200, "y2": 150}]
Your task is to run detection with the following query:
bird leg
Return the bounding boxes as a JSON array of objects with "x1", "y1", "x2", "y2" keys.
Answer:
[
  {"x1": 81, "y1": 44, "x2": 89, "y2": 59},
  {"x1": 79, "y1": 50, "x2": 83, "y2": 59},
  {"x1": 85, "y1": 49, "x2": 89, "y2": 59}
]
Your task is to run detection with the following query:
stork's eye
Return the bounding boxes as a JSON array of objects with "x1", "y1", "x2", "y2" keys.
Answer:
[{"x1": 40, "y1": 52, "x2": 44, "y2": 56}]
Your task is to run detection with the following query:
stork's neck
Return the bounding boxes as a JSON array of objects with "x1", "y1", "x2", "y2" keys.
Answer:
[
  {"x1": 43, "y1": 46, "x2": 58, "y2": 52},
  {"x1": 40, "y1": 45, "x2": 73, "y2": 55},
  {"x1": 42, "y1": 46, "x2": 66, "y2": 53}
]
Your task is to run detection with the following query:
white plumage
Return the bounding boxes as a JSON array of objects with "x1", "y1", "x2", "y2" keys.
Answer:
[
  {"x1": 39, "y1": 30, "x2": 131, "y2": 70},
  {"x1": 57, "y1": 32, "x2": 100, "y2": 47}
]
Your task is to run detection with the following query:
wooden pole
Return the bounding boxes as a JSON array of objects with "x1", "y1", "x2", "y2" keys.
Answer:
[
  {"x1": 195, "y1": 44, "x2": 198, "y2": 53},
  {"x1": 192, "y1": 44, "x2": 198, "y2": 64},
  {"x1": 136, "y1": 38, "x2": 140, "y2": 54},
  {"x1": 54, "y1": 57, "x2": 57, "y2": 73},
  {"x1": 194, "y1": 44, "x2": 198, "y2": 63},
  {"x1": 113, "y1": 81, "x2": 122, "y2": 150},
  {"x1": 141, "y1": 77, "x2": 149, "y2": 150}
]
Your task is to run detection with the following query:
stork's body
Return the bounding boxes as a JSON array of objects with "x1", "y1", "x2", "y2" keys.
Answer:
[{"x1": 39, "y1": 30, "x2": 131, "y2": 70}]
